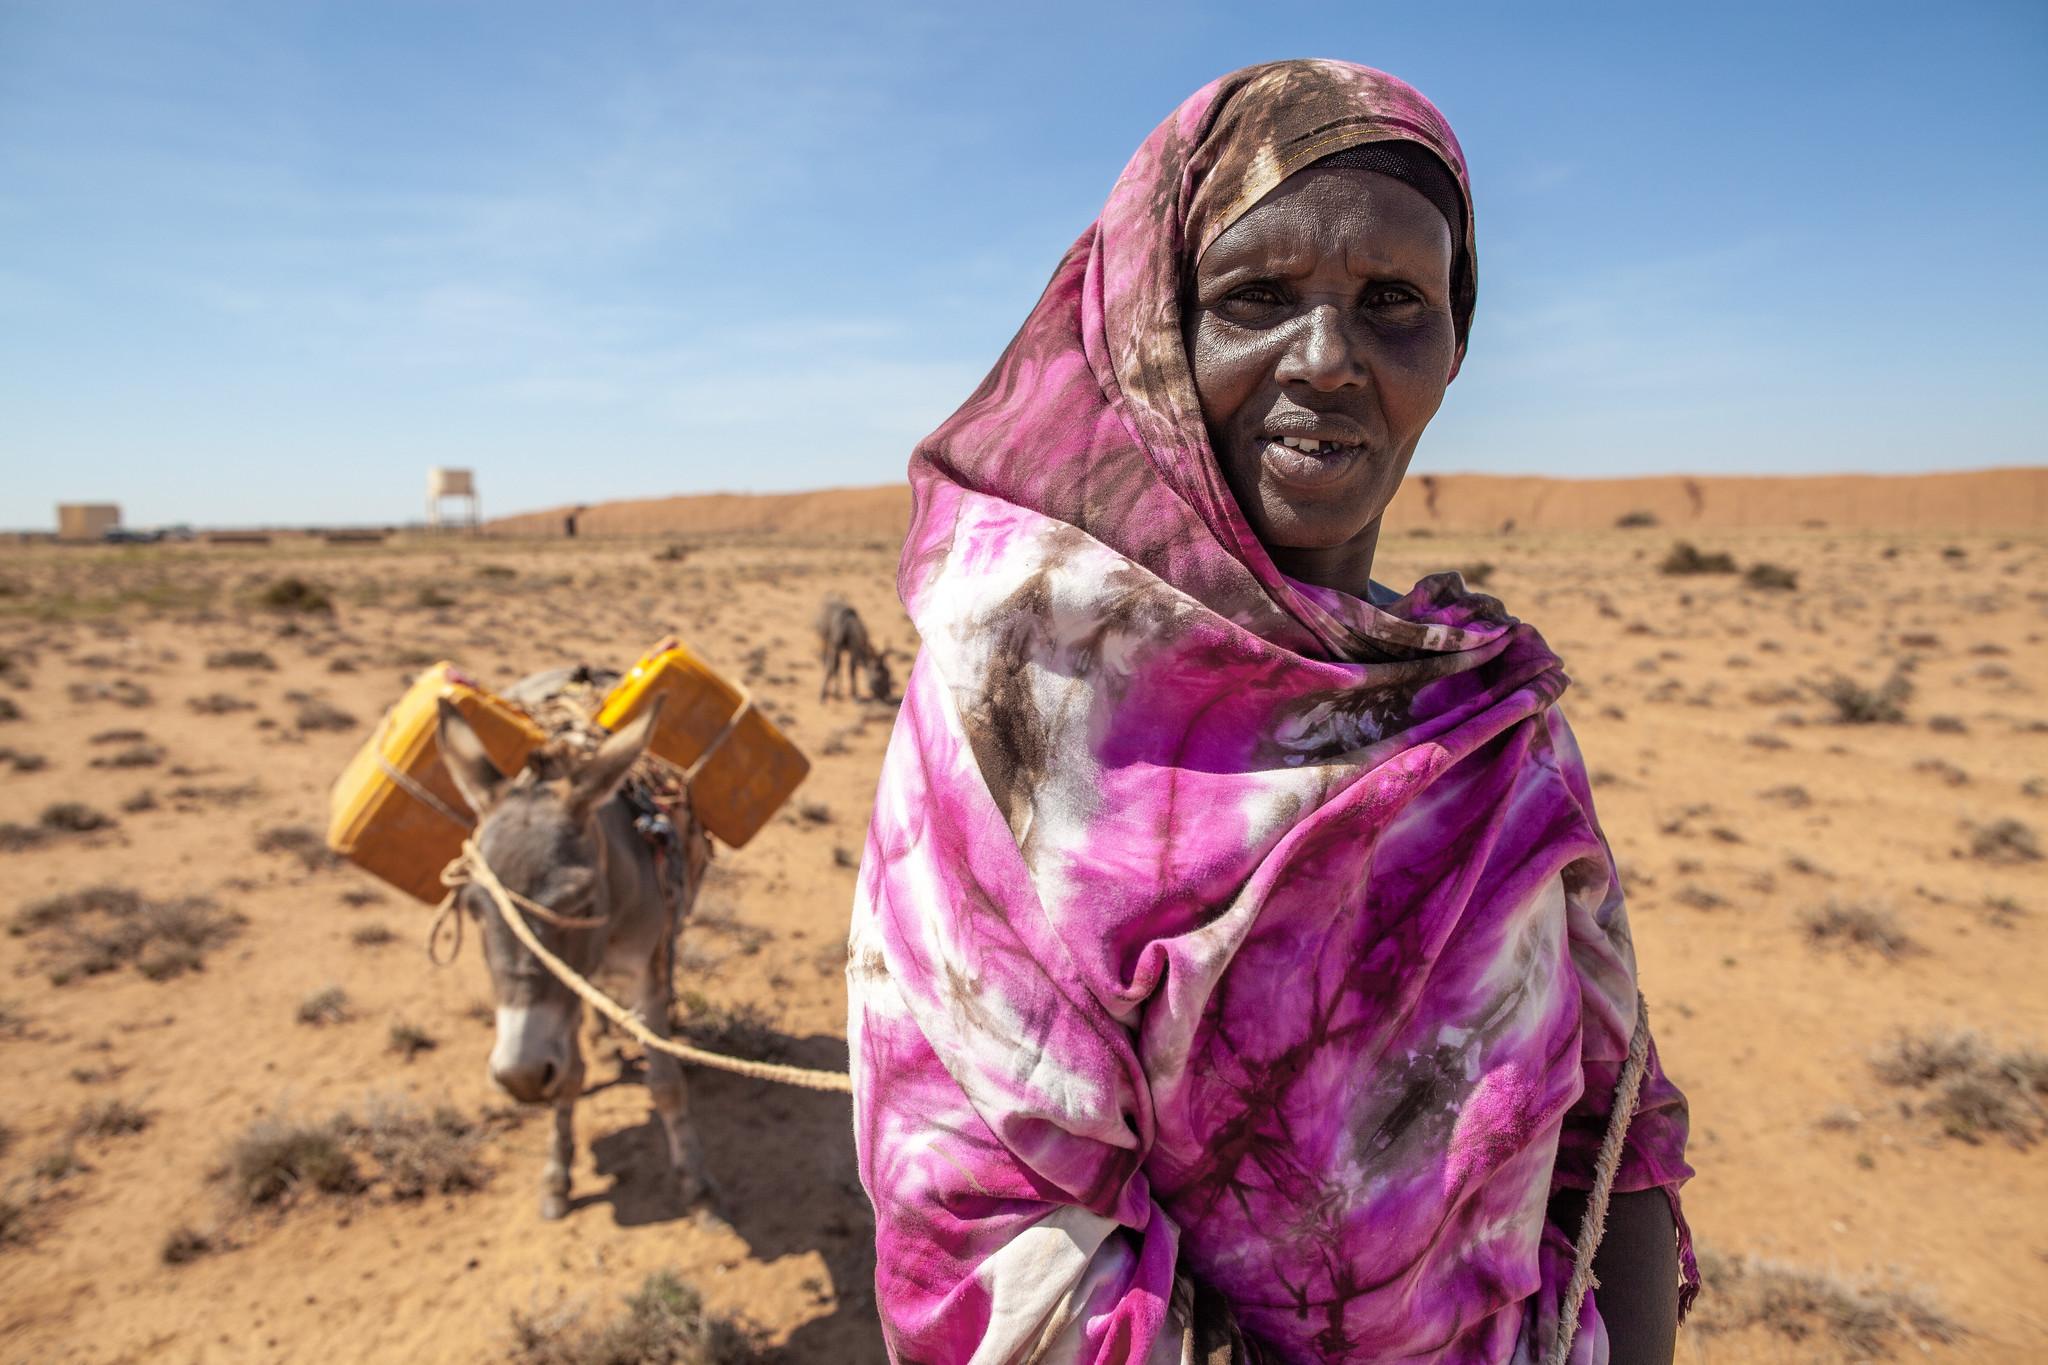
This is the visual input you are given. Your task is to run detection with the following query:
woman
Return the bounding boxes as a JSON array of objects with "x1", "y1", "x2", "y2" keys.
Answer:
[{"x1": 848, "y1": 59, "x2": 1694, "y2": 1364}]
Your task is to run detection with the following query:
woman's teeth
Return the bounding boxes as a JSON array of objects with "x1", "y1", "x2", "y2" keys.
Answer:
[{"x1": 1276, "y1": 436, "x2": 1346, "y2": 454}]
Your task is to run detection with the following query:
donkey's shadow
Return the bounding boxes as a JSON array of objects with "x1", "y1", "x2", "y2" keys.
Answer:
[{"x1": 576, "y1": 1032, "x2": 884, "y2": 1362}]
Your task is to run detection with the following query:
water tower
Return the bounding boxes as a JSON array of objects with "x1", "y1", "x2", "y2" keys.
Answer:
[{"x1": 426, "y1": 467, "x2": 479, "y2": 531}]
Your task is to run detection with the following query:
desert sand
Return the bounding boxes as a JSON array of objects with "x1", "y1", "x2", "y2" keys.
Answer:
[{"x1": 1, "y1": 481, "x2": 2045, "y2": 1362}]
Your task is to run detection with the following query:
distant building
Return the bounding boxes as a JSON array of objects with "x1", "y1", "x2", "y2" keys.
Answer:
[
  {"x1": 427, "y1": 468, "x2": 479, "y2": 531},
  {"x1": 57, "y1": 503, "x2": 121, "y2": 542}
]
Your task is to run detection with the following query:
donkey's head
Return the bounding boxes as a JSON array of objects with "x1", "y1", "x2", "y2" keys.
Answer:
[{"x1": 435, "y1": 697, "x2": 661, "y2": 1104}]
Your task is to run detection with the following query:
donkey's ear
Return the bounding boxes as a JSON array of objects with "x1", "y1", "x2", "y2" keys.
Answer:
[
  {"x1": 570, "y1": 694, "x2": 662, "y2": 820},
  {"x1": 436, "y1": 697, "x2": 507, "y2": 818}
]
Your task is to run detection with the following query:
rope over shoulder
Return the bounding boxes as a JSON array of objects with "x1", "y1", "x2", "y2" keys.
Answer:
[
  {"x1": 440, "y1": 840, "x2": 853, "y2": 1095},
  {"x1": 1543, "y1": 992, "x2": 1655, "y2": 1365}
]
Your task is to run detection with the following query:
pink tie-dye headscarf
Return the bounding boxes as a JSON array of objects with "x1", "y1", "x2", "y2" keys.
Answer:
[{"x1": 849, "y1": 59, "x2": 1695, "y2": 1364}]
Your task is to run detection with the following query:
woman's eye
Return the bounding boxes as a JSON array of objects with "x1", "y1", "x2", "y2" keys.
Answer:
[
  {"x1": 1365, "y1": 286, "x2": 1421, "y2": 309},
  {"x1": 1222, "y1": 284, "x2": 1284, "y2": 308}
]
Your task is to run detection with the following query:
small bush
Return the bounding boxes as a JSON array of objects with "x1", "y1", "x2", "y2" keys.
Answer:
[
  {"x1": 255, "y1": 825, "x2": 340, "y2": 872},
  {"x1": 40, "y1": 802, "x2": 114, "y2": 833},
  {"x1": 351, "y1": 923, "x2": 396, "y2": 948},
  {"x1": 1802, "y1": 901, "x2": 1913, "y2": 959},
  {"x1": 509, "y1": 1270, "x2": 763, "y2": 1365},
  {"x1": 89, "y1": 743, "x2": 163, "y2": 769},
  {"x1": 1691, "y1": 1250, "x2": 1958, "y2": 1357},
  {"x1": 224, "y1": 1117, "x2": 361, "y2": 1207},
  {"x1": 1967, "y1": 818, "x2": 2040, "y2": 864},
  {"x1": 1614, "y1": 509, "x2": 1658, "y2": 528},
  {"x1": 162, "y1": 1224, "x2": 220, "y2": 1265},
  {"x1": 187, "y1": 692, "x2": 255, "y2": 715},
  {"x1": 346, "y1": 1101, "x2": 489, "y2": 1199},
  {"x1": 294, "y1": 700, "x2": 357, "y2": 733},
  {"x1": 10, "y1": 885, "x2": 243, "y2": 985},
  {"x1": 72, "y1": 1098, "x2": 150, "y2": 1140},
  {"x1": 296, "y1": 986, "x2": 351, "y2": 1026},
  {"x1": 1872, "y1": 1031, "x2": 2047, "y2": 1146},
  {"x1": 204, "y1": 650, "x2": 276, "y2": 671},
  {"x1": 0, "y1": 1195, "x2": 30, "y2": 1247},
  {"x1": 388, "y1": 1022, "x2": 437, "y2": 1060},
  {"x1": 475, "y1": 564, "x2": 519, "y2": 580},
  {"x1": 1743, "y1": 562, "x2": 1798, "y2": 591},
  {"x1": 34, "y1": 1146, "x2": 86, "y2": 1181},
  {"x1": 1817, "y1": 672, "x2": 1911, "y2": 725},
  {"x1": 414, "y1": 586, "x2": 456, "y2": 609},
  {"x1": 257, "y1": 577, "x2": 334, "y2": 614},
  {"x1": 1659, "y1": 542, "x2": 1737, "y2": 576}
]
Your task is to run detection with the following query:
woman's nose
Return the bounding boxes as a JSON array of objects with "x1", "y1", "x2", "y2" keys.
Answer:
[{"x1": 1275, "y1": 303, "x2": 1368, "y2": 392}]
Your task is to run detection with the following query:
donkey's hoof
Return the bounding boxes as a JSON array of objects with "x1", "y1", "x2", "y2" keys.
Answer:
[{"x1": 540, "y1": 1191, "x2": 570, "y2": 1221}]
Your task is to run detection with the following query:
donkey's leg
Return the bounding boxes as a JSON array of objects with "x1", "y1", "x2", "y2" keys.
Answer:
[
  {"x1": 638, "y1": 962, "x2": 715, "y2": 1207},
  {"x1": 540, "y1": 1031, "x2": 585, "y2": 1221}
]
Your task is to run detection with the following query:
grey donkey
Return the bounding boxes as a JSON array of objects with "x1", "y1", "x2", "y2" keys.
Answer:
[
  {"x1": 817, "y1": 595, "x2": 893, "y2": 702},
  {"x1": 435, "y1": 691, "x2": 714, "y2": 1220}
]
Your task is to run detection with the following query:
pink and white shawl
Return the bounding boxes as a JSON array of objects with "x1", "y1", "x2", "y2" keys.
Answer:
[{"x1": 848, "y1": 60, "x2": 1694, "y2": 1364}]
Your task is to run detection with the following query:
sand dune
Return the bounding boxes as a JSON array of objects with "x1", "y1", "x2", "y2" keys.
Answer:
[{"x1": 489, "y1": 466, "x2": 2048, "y2": 540}]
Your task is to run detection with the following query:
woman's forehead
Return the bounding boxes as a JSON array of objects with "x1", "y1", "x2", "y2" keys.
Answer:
[{"x1": 1198, "y1": 169, "x2": 1454, "y2": 277}]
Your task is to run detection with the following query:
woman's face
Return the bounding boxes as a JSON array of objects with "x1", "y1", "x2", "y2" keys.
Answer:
[{"x1": 1185, "y1": 166, "x2": 1462, "y2": 590}]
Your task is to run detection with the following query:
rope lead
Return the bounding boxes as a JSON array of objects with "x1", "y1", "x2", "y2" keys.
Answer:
[{"x1": 439, "y1": 841, "x2": 854, "y2": 1095}]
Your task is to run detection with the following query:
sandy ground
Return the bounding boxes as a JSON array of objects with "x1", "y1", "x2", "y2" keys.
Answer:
[{"x1": 0, "y1": 518, "x2": 2043, "y2": 1363}]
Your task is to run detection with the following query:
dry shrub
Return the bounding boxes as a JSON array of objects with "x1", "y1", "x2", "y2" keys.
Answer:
[
  {"x1": 224, "y1": 1117, "x2": 361, "y2": 1207},
  {"x1": 187, "y1": 692, "x2": 255, "y2": 715},
  {"x1": 1743, "y1": 562, "x2": 1798, "y2": 591},
  {"x1": 1457, "y1": 562, "x2": 1495, "y2": 588},
  {"x1": 1801, "y1": 901, "x2": 1913, "y2": 959},
  {"x1": 204, "y1": 649, "x2": 276, "y2": 671},
  {"x1": 351, "y1": 923, "x2": 396, "y2": 948},
  {"x1": 509, "y1": 1270, "x2": 763, "y2": 1365},
  {"x1": 0, "y1": 822, "x2": 49, "y2": 852},
  {"x1": 0, "y1": 747, "x2": 45, "y2": 773},
  {"x1": 1691, "y1": 1249, "x2": 1958, "y2": 1357},
  {"x1": 387, "y1": 1021, "x2": 438, "y2": 1060},
  {"x1": 161, "y1": 1224, "x2": 220, "y2": 1265},
  {"x1": 1659, "y1": 542, "x2": 1737, "y2": 575},
  {"x1": 72, "y1": 1098, "x2": 150, "y2": 1140},
  {"x1": 89, "y1": 743, "x2": 162, "y2": 769},
  {"x1": 414, "y1": 585, "x2": 456, "y2": 609},
  {"x1": 256, "y1": 577, "x2": 334, "y2": 614},
  {"x1": 0, "y1": 1194, "x2": 30, "y2": 1247},
  {"x1": 9, "y1": 885, "x2": 244, "y2": 985},
  {"x1": 255, "y1": 825, "x2": 340, "y2": 871},
  {"x1": 296, "y1": 986, "x2": 350, "y2": 1026},
  {"x1": 1614, "y1": 509, "x2": 1658, "y2": 528},
  {"x1": 294, "y1": 699, "x2": 356, "y2": 732},
  {"x1": 1817, "y1": 672, "x2": 1911, "y2": 725},
  {"x1": 1967, "y1": 818, "x2": 2040, "y2": 864},
  {"x1": 39, "y1": 802, "x2": 114, "y2": 833},
  {"x1": 1872, "y1": 1031, "x2": 2047, "y2": 1146},
  {"x1": 341, "y1": 1101, "x2": 490, "y2": 1199},
  {"x1": 67, "y1": 678, "x2": 153, "y2": 707}
]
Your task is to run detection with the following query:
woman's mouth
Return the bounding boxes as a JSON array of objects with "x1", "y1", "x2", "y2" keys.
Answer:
[{"x1": 1260, "y1": 434, "x2": 1366, "y2": 488}]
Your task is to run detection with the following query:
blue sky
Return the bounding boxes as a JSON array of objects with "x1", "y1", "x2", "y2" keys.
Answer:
[{"x1": 2, "y1": 1, "x2": 2043, "y2": 528}]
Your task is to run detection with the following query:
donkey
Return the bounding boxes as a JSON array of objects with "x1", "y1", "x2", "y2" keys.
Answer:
[
  {"x1": 817, "y1": 595, "x2": 893, "y2": 702},
  {"x1": 435, "y1": 692, "x2": 713, "y2": 1220}
]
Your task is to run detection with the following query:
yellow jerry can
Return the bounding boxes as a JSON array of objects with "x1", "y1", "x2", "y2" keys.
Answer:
[
  {"x1": 596, "y1": 642, "x2": 809, "y2": 848},
  {"x1": 326, "y1": 663, "x2": 546, "y2": 903}
]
